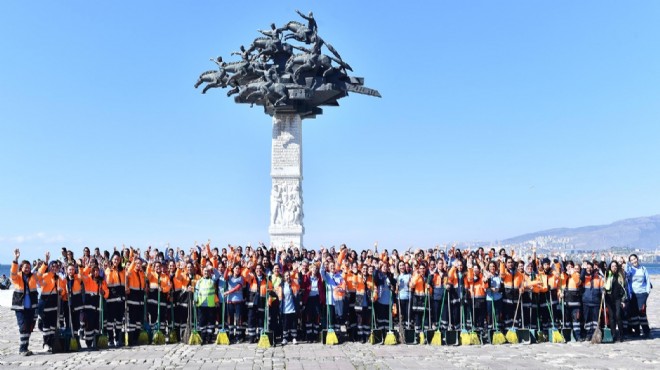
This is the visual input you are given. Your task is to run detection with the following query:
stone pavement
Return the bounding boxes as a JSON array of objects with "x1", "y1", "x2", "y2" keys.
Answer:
[{"x1": 0, "y1": 278, "x2": 658, "y2": 370}]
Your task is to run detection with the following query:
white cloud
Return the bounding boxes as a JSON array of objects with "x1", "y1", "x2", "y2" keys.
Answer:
[{"x1": 0, "y1": 232, "x2": 68, "y2": 245}]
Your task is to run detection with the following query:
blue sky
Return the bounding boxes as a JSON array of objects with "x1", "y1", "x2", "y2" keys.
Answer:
[{"x1": 1, "y1": 1, "x2": 659, "y2": 262}]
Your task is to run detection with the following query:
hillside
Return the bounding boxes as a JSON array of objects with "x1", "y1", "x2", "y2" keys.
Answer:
[{"x1": 503, "y1": 215, "x2": 660, "y2": 250}]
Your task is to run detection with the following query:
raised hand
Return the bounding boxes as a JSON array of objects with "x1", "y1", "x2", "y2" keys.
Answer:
[{"x1": 14, "y1": 248, "x2": 20, "y2": 261}]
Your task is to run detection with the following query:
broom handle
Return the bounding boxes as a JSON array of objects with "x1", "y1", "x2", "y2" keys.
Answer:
[
  {"x1": 388, "y1": 284, "x2": 393, "y2": 331},
  {"x1": 511, "y1": 292, "x2": 521, "y2": 329},
  {"x1": 437, "y1": 288, "x2": 446, "y2": 328},
  {"x1": 157, "y1": 278, "x2": 161, "y2": 331},
  {"x1": 99, "y1": 285, "x2": 104, "y2": 335},
  {"x1": 221, "y1": 294, "x2": 225, "y2": 330},
  {"x1": 67, "y1": 281, "x2": 75, "y2": 337},
  {"x1": 491, "y1": 298, "x2": 498, "y2": 330},
  {"x1": 596, "y1": 291, "x2": 603, "y2": 329}
]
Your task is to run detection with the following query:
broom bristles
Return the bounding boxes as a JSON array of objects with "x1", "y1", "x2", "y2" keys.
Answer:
[
  {"x1": 470, "y1": 332, "x2": 481, "y2": 345},
  {"x1": 506, "y1": 330, "x2": 519, "y2": 344},
  {"x1": 384, "y1": 331, "x2": 397, "y2": 345},
  {"x1": 460, "y1": 332, "x2": 472, "y2": 345},
  {"x1": 591, "y1": 328, "x2": 602, "y2": 344},
  {"x1": 368, "y1": 332, "x2": 376, "y2": 344},
  {"x1": 168, "y1": 330, "x2": 178, "y2": 344},
  {"x1": 419, "y1": 332, "x2": 426, "y2": 345},
  {"x1": 216, "y1": 331, "x2": 230, "y2": 345},
  {"x1": 536, "y1": 330, "x2": 547, "y2": 343},
  {"x1": 325, "y1": 330, "x2": 339, "y2": 345},
  {"x1": 257, "y1": 333, "x2": 271, "y2": 348},
  {"x1": 152, "y1": 330, "x2": 166, "y2": 345},
  {"x1": 551, "y1": 330, "x2": 564, "y2": 343},
  {"x1": 69, "y1": 338, "x2": 79, "y2": 352},
  {"x1": 431, "y1": 331, "x2": 442, "y2": 346},
  {"x1": 97, "y1": 335, "x2": 109, "y2": 349},
  {"x1": 137, "y1": 330, "x2": 150, "y2": 345},
  {"x1": 188, "y1": 331, "x2": 202, "y2": 345},
  {"x1": 492, "y1": 331, "x2": 506, "y2": 345}
]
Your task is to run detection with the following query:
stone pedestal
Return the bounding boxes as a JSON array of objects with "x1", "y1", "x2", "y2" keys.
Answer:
[{"x1": 269, "y1": 113, "x2": 304, "y2": 248}]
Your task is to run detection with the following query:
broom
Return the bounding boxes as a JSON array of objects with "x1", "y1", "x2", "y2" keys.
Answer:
[
  {"x1": 491, "y1": 300, "x2": 506, "y2": 344},
  {"x1": 66, "y1": 284, "x2": 79, "y2": 352},
  {"x1": 368, "y1": 293, "x2": 377, "y2": 344},
  {"x1": 601, "y1": 288, "x2": 614, "y2": 343},
  {"x1": 168, "y1": 297, "x2": 178, "y2": 343},
  {"x1": 137, "y1": 283, "x2": 150, "y2": 345},
  {"x1": 216, "y1": 294, "x2": 229, "y2": 345},
  {"x1": 384, "y1": 284, "x2": 397, "y2": 345},
  {"x1": 124, "y1": 270, "x2": 130, "y2": 346},
  {"x1": 459, "y1": 281, "x2": 471, "y2": 345},
  {"x1": 535, "y1": 304, "x2": 547, "y2": 343},
  {"x1": 152, "y1": 280, "x2": 166, "y2": 345},
  {"x1": 547, "y1": 293, "x2": 564, "y2": 343},
  {"x1": 431, "y1": 289, "x2": 446, "y2": 346},
  {"x1": 591, "y1": 291, "x2": 604, "y2": 344},
  {"x1": 182, "y1": 293, "x2": 192, "y2": 344},
  {"x1": 324, "y1": 284, "x2": 339, "y2": 345},
  {"x1": 97, "y1": 291, "x2": 109, "y2": 349},
  {"x1": 188, "y1": 290, "x2": 203, "y2": 345},
  {"x1": 419, "y1": 283, "x2": 429, "y2": 345},
  {"x1": 52, "y1": 277, "x2": 64, "y2": 353},
  {"x1": 505, "y1": 293, "x2": 521, "y2": 344},
  {"x1": 469, "y1": 285, "x2": 481, "y2": 345},
  {"x1": 257, "y1": 287, "x2": 271, "y2": 348}
]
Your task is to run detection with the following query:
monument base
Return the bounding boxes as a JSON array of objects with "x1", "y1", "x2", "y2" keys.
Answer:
[{"x1": 269, "y1": 225, "x2": 304, "y2": 249}]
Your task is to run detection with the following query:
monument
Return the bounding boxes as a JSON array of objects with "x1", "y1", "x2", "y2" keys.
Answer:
[{"x1": 195, "y1": 10, "x2": 380, "y2": 248}]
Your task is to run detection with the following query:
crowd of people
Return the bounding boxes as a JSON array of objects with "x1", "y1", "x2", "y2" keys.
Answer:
[{"x1": 8, "y1": 242, "x2": 654, "y2": 356}]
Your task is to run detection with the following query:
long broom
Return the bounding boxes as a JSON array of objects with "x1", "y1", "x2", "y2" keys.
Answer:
[
  {"x1": 168, "y1": 296, "x2": 178, "y2": 343},
  {"x1": 431, "y1": 289, "x2": 446, "y2": 346},
  {"x1": 547, "y1": 293, "x2": 564, "y2": 343},
  {"x1": 257, "y1": 286, "x2": 271, "y2": 348},
  {"x1": 324, "y1": 284, "x2": 339, "y2": 345},
  {"x1": 97, "y1": 291, "x2": 109, "y2": 349},
  {"x1": 591, "y1": 291, "x2": 604, "y2": 344},
  {"x1": 152, "y1": 280, "x2": 166, "y2": 345},
  {"x1": 459, "y1": 280, "x2": 471, "y2": 345},
  {"x1": 384, "y1": 284, "x2": 397, "y2": 345},
  {"x1": 188, "y1": 290, "x2": 203, "y2": 345},
  {"x1": 396, "y1": 283, "x2": 405, "y2": 344},
  {"x1": 469, "y1": 285, "x2": 481, "y2": 345},
  {"x1": 505, "y1": 293, "x2": 521, "y2": 344},
  {"x1": 137, "y1": 276, "x2": 150, "y2": 345},
  {"x1": 419, "y1": 281, "x2": 429, "y2": 345},
  {"x1": 216, "y1": 294, "x2": 229, "y2": 345},
  {"x1": 491, "y1": 299, "x2": 506, "y2": 345},
  {"x1": 602, "y1": 287, "x2": 614, "y2": 343},
  {"x1": 52, "y1": 277, "x2": 64, "y2": 353},
  {"x1": 368, "y1": 291, "x2": 377, "y2": 344},
  {"x1": 66, "y1": 283, "x2": 79, "y2": 352},
  {"x1": 182, "y1": 293, "x2": 192, "y2": 344},
  {"x1": 124, "y1": 270, "x2": 130, "y2": 346}
]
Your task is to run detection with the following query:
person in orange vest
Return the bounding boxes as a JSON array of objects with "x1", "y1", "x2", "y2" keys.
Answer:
[
  {"x1": 36, "y1": 252, "x2": 64, "y2": 353},
  {"x1": 580, "y1": 260, "x2": 603, "y2": 341},
  {"x1": 173, "y1": 260, "x2": 200, "y2": 341},
  {"x1": 353, "y1": 264, "x2": 374, "y2": 343},
  {"x1": 468, "y1": 262, "x2": 488, "y2": 334},
  {"x1": 374, "y1": 261, "x2": 396, "y2": 332},
  {"x1": 277, "y1": 270, "x2": 300, "y2": 345},
  {"x1": 125, "y1": 251, "x2": 146, "y2": 346},
  {"x1": 409, "y1": 263, "x2": 429, "y2": 337},
  {"x1": 500, "y1": 256, "x2": 523, "y2": 328},
  {"x1": 344, "y1": 261, "x2": 360, "y2": 341},
  {"x1": 10, "y1": 249, "x2": 39, "y2": 356},
  {"x1": 60, "y1": 260, "x2": 85, "y2": 348},
  {"x1": 538, "y1": 258, "x2": 560, "y2": 330},
  {"x1": 245, "y1": 263, "x2": 270, "y2": 342},
  {"x1": 80, "y1": 263, "x2": 109, "y2": 349},
  {"x1": 145, "y1": 260, "x2": 171, "y2": 340},
  {"x1": 104, "y1": 251, "x2": 126, "y2": 347},
  {"x1": 558, "y1": 261, "x2": 582, "y2": 340}
]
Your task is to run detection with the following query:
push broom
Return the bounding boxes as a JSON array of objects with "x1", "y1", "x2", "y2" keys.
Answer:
[
  {"x1": 216, "y1": 294, "x2": 229, "y2": 345},
  {"x1": 66, "y1": 283, "x2": 79, "y2": 352},
  {"x1": 257, "y1": 286, "x2": 271, "y2": 348},
  {"x1": 168, "y1": 296, "x2": 178, "y2": 343},
  {"x1": 188, "y1": 288, "x2": 202, "y2": 345},
  {"x1": 431, "y1": 289, "x2": 446, "y2": 346},
  {"x1": 490, "y1": 299, "x2": 506, "y2": 345},
  {"x1": 384, "y1": 285, "x2": 397, "y2": 345},
  {"x1": 324, "y1": 284, "x2": 339, "y2": 345},
  {"x1": 137, "y1": 276, "x2": 150, "y2": 345},
  {"x1": 469, "y1": 285, "x2": 481, "y2": 345},
  {"x1": 152, "y1": 278, "x2": 166, "y2": 345},
  {"x1": 97, "y1": 290, "x2": 109, "y2": 349},
  {"x1": 591, "y1": 291, "x2": 604, "y2": 344},
  {"x1": 505, "y1": 293, "x2": 521, "y2": 344},
  {"x1": 547, "y1": 293, "x2": 564, "y2": 343}
]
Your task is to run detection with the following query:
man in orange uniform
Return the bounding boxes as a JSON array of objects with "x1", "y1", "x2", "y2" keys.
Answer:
[{"x1": 10, "y1": 249, "x2": 39, "y2": 356}]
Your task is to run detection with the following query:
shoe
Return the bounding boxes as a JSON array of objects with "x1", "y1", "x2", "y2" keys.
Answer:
[
  {"x1": 292, "y1": 338, "x2": 297, "y2": 345},
  {"x1": 281, "y1": 339, "x2": 288, "y2": 345},
  {"x1": 25, "y1": 350, "x2": 33, "y2": 356}
]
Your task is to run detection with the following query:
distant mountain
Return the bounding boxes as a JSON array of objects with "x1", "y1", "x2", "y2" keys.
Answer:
[{"x1": 503, "y1": 215, "x2": 660, "y2": 250}]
